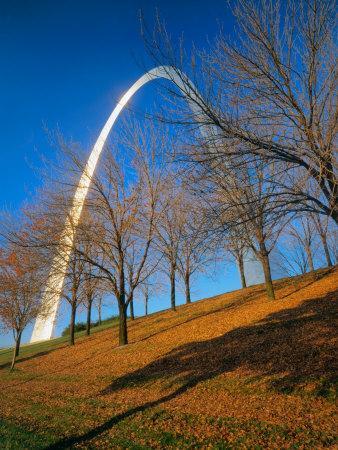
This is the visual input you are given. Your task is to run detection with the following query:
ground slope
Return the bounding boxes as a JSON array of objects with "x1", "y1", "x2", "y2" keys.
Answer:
[{"x1": 0, "y1": 269, "x2": 337, "y2": 449}]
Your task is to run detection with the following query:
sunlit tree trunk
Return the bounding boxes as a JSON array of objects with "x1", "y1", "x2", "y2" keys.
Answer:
[
  {"x1": 259, "y1": 242, "x2": 275, "y2": 300},
  {"x1": 305, "y1": 244, "x2": 314, "y2": 272}
]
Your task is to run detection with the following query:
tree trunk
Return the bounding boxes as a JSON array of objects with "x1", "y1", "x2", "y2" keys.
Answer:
[
  {"x1": 69, "y1": 303, "x2": 76, "y2": 346},
  {"x1": 86, "y1": 299, "x2": 92, "y2": 336},
  {"x1": 117, "y1": 261, "x2": 128, "y2": 345},
  {"x1": 129, "y1": 295, "x2": 135, "y2": 321},
  {"x1": 185, "y1": 271, "x2": 191, "y2": 304},
  {"x1": 237, "y1": 254, "x2": 247, "y2": 288},
  {"x1": 259, "y1": 243, "x2": 275, "y2": 300},
  {"x1": 170, "y1": 262, "x2": 176, "y2": 311},
  {"x1": 98, "y1": 300, "x2": 102, "y2": 325},
  {"x1": 10, "y1": 346, "x2": 17, "y2": 372},
  {"x1": 10, "y1": 331, "x2": 22, "y2": 371},
  {"x1": 118, "y1": 302, "x2": 128, "y2": 346},
  {"x1": 320, "y1": 233, "x2": 333, "y2": 267},
  {"x1": 15, "y1": 331, "x2": 22, "y2": 357},
  {"x1": 144, "y1": 293, "x2": 148, "y2": 316},
  {"x1": 305, "y1": 244, "x2": 314, "y2": 272}
]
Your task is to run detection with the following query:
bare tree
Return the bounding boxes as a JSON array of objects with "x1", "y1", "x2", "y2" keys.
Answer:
[
  {"x1": 200, "y1": 155, "x2": 288, "y2": 299},
  {"x1": 62, "y1": 249, "x2": 86, "y2": 345},
  {"x1": 278, "y1": 212, "x2": 335, "y2": 274},
  {"x1": 155, "y1": 179, "x2": 186, "y2": 310},
  {"x1": 176, "y1": 196, "x2": 216, "y2": 303},
  {"x1": 141, "y1": 282, "x2": 151, "y2": 316},
  {"x1": 10, "y1": 124, "x2": 166, "y2": 347},
  {"x1": 18, "y1": 192, "x2": 88, "y2": 346},
  {"x1": 82, "y1": 261, "x2": 102, "y2": 336},
  {"x1": 95, "y1": 295, "x2": 104, "y2": 325},
  {"x1": 311, "y1": 213, "x2": 334, "y2": 267},
  {"x1": 63, "y1": 125, "x2": 166, "y2": 346},
  {"x1": 143, "y1": 0, "x2": 337, "y2": 222},
  {"x1": 275, "y1": 239, "x2": 309, "y2": 277},
  {"x1": 137, "y1": 273, "x2": 164, "y2": 316},
  {"x1": 0, "y1": 243, "x2": 48, "y2": 370},
  {"x1": 79, "y1": 225, "x2": 104, "y2": 336},
  {"x1": 223, "y1": 229, "x2": 248, "y2": 289},
  {"x1": 287, "y1": 216, "x2": 317, "y2": 272}
]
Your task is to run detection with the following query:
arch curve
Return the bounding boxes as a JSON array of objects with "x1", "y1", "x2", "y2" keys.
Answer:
[{"x1": 31, "y1": 66, "x2": 205, "y2": 342}]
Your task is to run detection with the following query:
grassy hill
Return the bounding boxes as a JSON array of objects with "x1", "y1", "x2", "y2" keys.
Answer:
[
  {"x1": 0, "y1": 269, "x2": 337, "y2": 449},
  {"x1": 0, "y1": 317, "x2": 119, "y2": 368}
]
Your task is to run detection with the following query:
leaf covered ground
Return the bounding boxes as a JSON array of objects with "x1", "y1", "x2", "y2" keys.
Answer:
[{"x1": 0, "y1": 269, "x2": 337, "y2": 449}]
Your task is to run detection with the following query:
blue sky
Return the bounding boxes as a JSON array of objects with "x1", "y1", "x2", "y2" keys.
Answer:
[{"x1": 0, "y1": 0, "x2": 244, "y2": 347}]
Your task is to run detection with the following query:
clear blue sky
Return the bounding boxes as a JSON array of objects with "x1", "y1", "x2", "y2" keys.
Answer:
[{"x1": 0, "y1": 0, "x2": 246, "y2": 347}]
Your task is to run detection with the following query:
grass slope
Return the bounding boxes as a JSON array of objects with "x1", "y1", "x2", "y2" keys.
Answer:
[
  {"x1": 0, "y1": 269, "x2": 337, "y2": 449},
  {"x1": 0, "y1": 317, "x2": 119, "y2": 368}
]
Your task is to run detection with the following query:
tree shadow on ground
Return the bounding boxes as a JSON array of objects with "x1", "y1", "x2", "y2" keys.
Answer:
[
  {"x1": 46, "y1": 290, "x2": 337, "y2": 449},
  {"x1": 103, "y1": 291, "x2": 337, "y2": 396}
]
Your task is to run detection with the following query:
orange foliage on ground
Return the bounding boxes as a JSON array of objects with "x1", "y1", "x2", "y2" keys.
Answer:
[{"x1": 0, "y1": 269, "x2": 337, "y2": 448}]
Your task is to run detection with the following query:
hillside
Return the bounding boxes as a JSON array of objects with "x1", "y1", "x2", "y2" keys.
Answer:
[
  {"x1": 0, "y1": 269, "x2": 337, "y2": 449},
  {"x1": 0, "y1": 317, "x2": 119, "y2": 368}
]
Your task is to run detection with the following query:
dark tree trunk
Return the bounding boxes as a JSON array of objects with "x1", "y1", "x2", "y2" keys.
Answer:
[
  {"x1": 237, "y1": 254, "x2": 247, "y2": 288},
  {"x1": 118, "y1": 302, "x2": 128, "y2": 346},
  {"x1": 185, "y1": 271, "x2": 191, "y2": 304},
  {"x1": 259, "y1": 242, "x2": 275, "y2": 300},
  {"x1": 144, "y1": 294, "x2": 149, "y2": 316},
  {"x1": 129, "y1": 295, "x2": 135, "y2": 321},
  {"x1": 86, "y1": 298, "x2": 92, "y2": 336},
  {"x1": 10, "y1": 331, "x2": 22, "y2": 371},
  {"x1": 15, "y1": 331, "x2": 22, "y2": 357},
  {"x1": 69, "y1": 303, "x2": 76, "y2": 346},
  {"x1": 117, "y1": 260, "x2": 128, "y2": 345},
  {"x1": 170, "y1": 262, "x2": 176, "y2": 311},
  {"x1": 305, "y1": 244, "x2": 314, "y2": 272}
]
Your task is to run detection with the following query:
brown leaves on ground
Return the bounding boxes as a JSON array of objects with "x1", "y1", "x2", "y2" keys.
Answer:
[{"x1": 0, "y1": 269, "x2": 337, "y2": 448}]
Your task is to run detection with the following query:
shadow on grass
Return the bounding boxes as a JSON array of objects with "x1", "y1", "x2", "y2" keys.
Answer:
[{"x1": 46, "y1": 288, "x2": 337, "y2": 449}]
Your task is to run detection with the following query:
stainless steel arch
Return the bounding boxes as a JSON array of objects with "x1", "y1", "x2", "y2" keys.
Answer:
[{"x1": 31, "y1": 66, "x2": 263, "y2": 343}]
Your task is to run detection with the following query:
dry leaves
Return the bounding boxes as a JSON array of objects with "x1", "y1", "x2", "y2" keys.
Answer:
[{"x1": 0, "y1": 269, "x2": 337, "y2": 448}]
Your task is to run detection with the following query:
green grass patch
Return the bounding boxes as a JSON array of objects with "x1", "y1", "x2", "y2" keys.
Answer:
[
  {"x1": 103, "y1": 409, "x2": 337, "y2": 449},
  {"x1": 61, "y1": 316, "x2": 119, "y2": 336},
  {"x1": 1, "y1": 406, "x2": 335, "y2": 449},
  {"x1": 0, "y1": 419, "x2": 56, "y2": 449}
]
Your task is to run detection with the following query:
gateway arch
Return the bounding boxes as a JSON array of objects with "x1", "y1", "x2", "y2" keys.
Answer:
[{"x1": 31, "y1": 66, "x2": 263, "y2": 343}]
